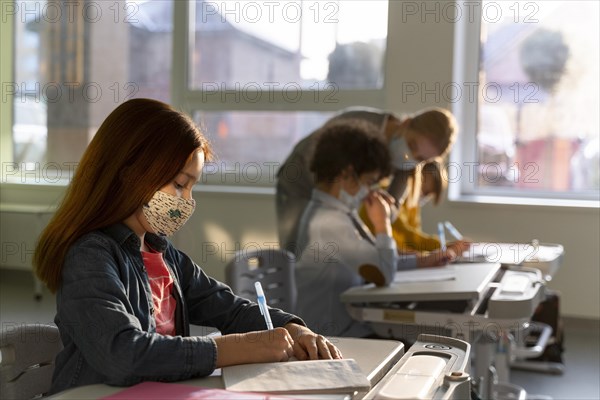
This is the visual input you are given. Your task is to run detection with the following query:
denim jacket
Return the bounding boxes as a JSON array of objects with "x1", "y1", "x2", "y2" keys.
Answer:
[{"x1": 51, "y1": 223, "x2": 303, "y2": 394}]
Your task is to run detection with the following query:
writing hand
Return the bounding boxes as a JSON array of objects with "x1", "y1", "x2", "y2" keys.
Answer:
[
  {"x1": 284, "y1": 323, "x2": 343, "y2": 361},
  {"x1": 214, "y1": 327, "x2": 295, "y2": 367}
]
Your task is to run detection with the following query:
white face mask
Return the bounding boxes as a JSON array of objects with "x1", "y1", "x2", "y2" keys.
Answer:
[
  {"x1": 389, "y1": 136, "x2": 418, "y2": 171},
  {"x1": 339, "y1": 185, "x2": 370, "y2": 211},
  {"x1": 143, "y1": 191, "x2": 196, "y2": 236}
]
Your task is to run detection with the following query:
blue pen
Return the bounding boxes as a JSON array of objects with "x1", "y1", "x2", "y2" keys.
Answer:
[
  {"x1": 444, "y1": 221, "x2": 464, "y2": 240},
  {"x1": 437, "y1": 222, "x2": 447, "y2": 252},
  {"x1": 254, "y1": 281, "x2": 274, "y2": 330}
]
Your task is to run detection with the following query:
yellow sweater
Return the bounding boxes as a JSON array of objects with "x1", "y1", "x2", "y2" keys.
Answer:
[{"x1": 359, "y1": 202, "x2": 441, "y2": 253}]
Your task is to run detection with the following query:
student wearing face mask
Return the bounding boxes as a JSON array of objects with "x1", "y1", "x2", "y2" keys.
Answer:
[
  {"x1": 360, "y1": 161, "x2": 451, "y2": 253},
  {"x1": 293, "y1": 120, "x2": 465, "y2": 338},
  {"x1": 33, "y1": 99, "x2": 341, "y2": 395},
  {"x1": 276, "y1": 107, "x2": 458, "y2": 254}
]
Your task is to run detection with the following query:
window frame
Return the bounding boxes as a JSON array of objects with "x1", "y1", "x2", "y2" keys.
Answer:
[
  {"x1": 2, "y1": 0, "x2": 390, "y2": 187},
  {"x1": 3, "y1": 0, "x2": 597, "y2": 207},
  {"x1": 172, "y1": 1, "x2": 389, "y2": 113},
  {"x1": 1, "y1": 2, "x2": 14, "y2": 166},
  {"x1": 171, "y1": 0, "x2": 389, "y2": 186},
  {"x1": 450, "y1": 0, "x2": 599, "y2": 207}
]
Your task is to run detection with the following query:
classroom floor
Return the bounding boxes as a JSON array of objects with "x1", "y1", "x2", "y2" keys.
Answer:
[{"x1": 1, "y1": 268, "x2": 598, "y2": 400}]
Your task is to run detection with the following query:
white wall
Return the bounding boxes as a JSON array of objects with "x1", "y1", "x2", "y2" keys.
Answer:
[
  {"x1": 173, "y1": 189, "x2": 280, "y2": 277},
  {"x1": 1, "y1": 2, "x2": 598, "y2": 319},
  {"x1": 2, "y1": 174, "x2": 598, "y2": 319},
  {"x1": 423, "y1": 201, "x2": 600, "y2": 319},
  {"x1": 175, "y1": 190, "x2": 600, "y2": 319},
  {"x1": 1, "y1": 174, "x2": 599, "y2": 320}
]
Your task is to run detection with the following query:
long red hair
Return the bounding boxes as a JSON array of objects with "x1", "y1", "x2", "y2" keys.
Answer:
[{"x1": 34, "y1": 98, "x2": 212, "y2": 293}]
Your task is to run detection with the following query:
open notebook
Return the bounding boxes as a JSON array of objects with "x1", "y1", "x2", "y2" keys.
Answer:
[{"x1": 222, "y1": 358, "x2": 370, "y2": 395}]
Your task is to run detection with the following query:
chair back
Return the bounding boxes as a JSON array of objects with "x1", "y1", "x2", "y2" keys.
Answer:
[
  {"x1": 0, "y1": 324, "x2": 63, "y2": 400},
  {"x1": 226, "y1": 248, "x2": 297, "y2": 314}
]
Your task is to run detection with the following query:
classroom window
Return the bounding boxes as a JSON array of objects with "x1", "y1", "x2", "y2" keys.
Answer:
[
  {"x1": 179, "y1": 0, "x2": 389, "y2": 186},
  {"x1": 456, "y1": 1, "x2": 599, "y2": 202},
  {"x1": 8, "y1": 0, "x2": 174, "y2": 179},
  {"x1": 7, "y1": 0, "x2": 389, "y2": 186},
  {"x1": 188, "y1": 1, "x2": 387, "y2": 90},
  {"x1": 192, "y1": 111, "x2": 333, "y2": 185}
]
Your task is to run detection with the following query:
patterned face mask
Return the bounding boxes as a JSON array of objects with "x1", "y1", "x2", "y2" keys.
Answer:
[{"x1": 142, "y1": 191, "x2": 196, "y2": 236}]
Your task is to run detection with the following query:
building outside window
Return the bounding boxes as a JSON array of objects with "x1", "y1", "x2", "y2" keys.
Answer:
[
  {"x1": 459, "y1": 0, "x2": 599, "y2": 201},
  {"x1": 8, "y1": 0, "x2": 388, "y2": 186},
  {"x1": 7, "y1": 0, "x2": 598, "y2": 203}
]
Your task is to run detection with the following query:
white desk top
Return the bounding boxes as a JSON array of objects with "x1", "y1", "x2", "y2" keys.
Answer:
[
  {"x1": 341, "y1": 262, "x2": 501, "y2": 304},
  {"x1": 50, "y1": 337, "x2": 404, "y2": 400}
]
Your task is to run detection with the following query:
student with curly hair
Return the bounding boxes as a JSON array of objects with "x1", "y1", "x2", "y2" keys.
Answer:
[{"x1": 293, "y1": 119, "x2": 465, "y2": 337}]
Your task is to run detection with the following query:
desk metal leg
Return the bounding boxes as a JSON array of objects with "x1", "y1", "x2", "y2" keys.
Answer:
[
  {"x1": 511, "y1": 322, "x2": 564, "y2": 375},
  {"x1": 511, "y1": 359, "x2": 565, "y2": 375},
  {"x1": 473, "y1": 333, "x2": 496, "y2": 398},
  {"x1": 473, "y1": 331, "x2": 530, "y2": 400}
]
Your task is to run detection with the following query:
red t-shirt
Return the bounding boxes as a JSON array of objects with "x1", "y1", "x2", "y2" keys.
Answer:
[{"x1": 141, "y1": 247, "x2": 177, "y2": 336}]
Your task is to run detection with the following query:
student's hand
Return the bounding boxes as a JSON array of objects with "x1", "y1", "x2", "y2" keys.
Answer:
[
  {"x1": 284, "y1": 322, "x2": 343, "y2": 361},
  {"x1": 416, "y1": 240, "x2": 473, "y2": 268},
  {"x1": 417, "y1": 248, "x2": 457, "y2": 268},
  {"x1": 364, "y1": 192, "x2": 392, "y2": 235},
  {"x1": 213, "y1": 327, "x2": 295, "y2": 367},
  {"x1": 375, "y1": 189, "x2": 399, "y2": 221},
  {"x1": 447, "y1": 240, "x2": 471, "y2": 257}
]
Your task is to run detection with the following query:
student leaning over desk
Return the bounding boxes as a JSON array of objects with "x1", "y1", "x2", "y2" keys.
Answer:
[
  {"x1": 276, "y1": 107, "x2": 459, "y2": 253},
  {"x1": 293, "y1": 120, "x2": 469, "y2": 338},
  {"x1": 33, "y1": 98, "x2": 341, "y2": 395}
]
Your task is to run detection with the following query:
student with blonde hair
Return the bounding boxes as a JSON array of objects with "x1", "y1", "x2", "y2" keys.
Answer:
[
  {"x1": 397, "y1": 161, "x2": 448, "y2": 251},
  {"x1": 277, "y1": 107, "x2": 458, "y2": 252},
  {"x1": 34, "y1": 98, "x2": 341, "y2": 395},
  {"x1": 361, "y1": 161, "x2": 448, "y2": 253}
]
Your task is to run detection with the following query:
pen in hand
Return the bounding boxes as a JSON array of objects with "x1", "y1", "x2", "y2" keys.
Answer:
[
  {"x1": 444, "y1": 221, "x2": 464, "y2": 240},
  {"x1": 437, "y1": 222, "x2": 447, "y2": 252},
  {"x1": 255, "y1": 281, "x2": 274, "y2": 330}
]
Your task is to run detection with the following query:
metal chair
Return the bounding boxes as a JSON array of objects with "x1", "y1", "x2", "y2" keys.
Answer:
[
  {"x1": 225, "y1": 248, "x2": 297, "y2": 314},
  {"x1": 0, "y1": 324, "x2": 63, "y2": 400}
]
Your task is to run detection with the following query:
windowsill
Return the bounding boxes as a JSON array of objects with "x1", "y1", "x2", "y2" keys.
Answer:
[
  {"x1": 193, "y1": 184, "x2": 275, "y2": 196},
  {"x1": 0, "y1": 179, "x2": 277, "y2": 198},
  {"x1": 1, "y1": 179, "x2": 70, "y2": 186},
  {"x1": 3, "y1": 180, "x2": 598, "y2": 208},
  {"x1": 0, "y1": 203, "x2": 57, "y2": 213},
  {"x1": 450, "y1": 193, "x2": 600, "y2": 209}
]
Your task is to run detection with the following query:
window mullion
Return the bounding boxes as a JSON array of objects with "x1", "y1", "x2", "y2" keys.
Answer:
[
  {"x1": 451, "y1": 1, "x2": 482, "y2": 200},
  {"x1": 183, "y1": 89, "x2": 386, "y2": 112},
  {"x1": 1, "y1": 2, "x2": 14, "y2": 165},
  {"x1": 171, "y1": 0, "x2": 191, "y2": 114}
]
